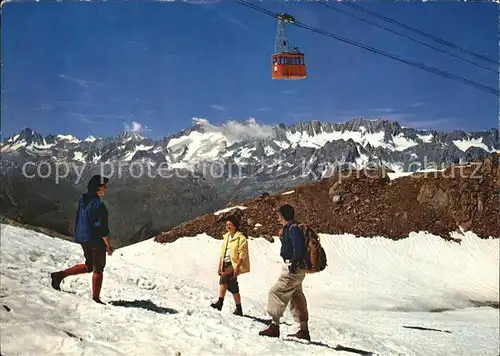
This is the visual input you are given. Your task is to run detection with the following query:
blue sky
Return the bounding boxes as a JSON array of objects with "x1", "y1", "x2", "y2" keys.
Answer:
[{"x1": 1, "y1": 1, "x2": 498, "y2": 140}]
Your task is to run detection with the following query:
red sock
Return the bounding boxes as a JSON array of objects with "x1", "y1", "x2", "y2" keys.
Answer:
[
  {"x1": 92, "y1": 272, "x2": 103, "y2": 299},
  {"x1": 60, "y1": 264, "x2": 88, "y2": 278}
]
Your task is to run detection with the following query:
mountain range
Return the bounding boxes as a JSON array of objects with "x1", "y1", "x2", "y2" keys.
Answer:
[{"x1": 1, "y1": 117, "x2": 498, "y2": 247}]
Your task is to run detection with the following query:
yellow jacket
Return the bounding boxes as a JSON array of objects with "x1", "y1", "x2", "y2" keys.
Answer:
[{"x1": 219, "y1": 231, "x2": 250, "y2": 275}]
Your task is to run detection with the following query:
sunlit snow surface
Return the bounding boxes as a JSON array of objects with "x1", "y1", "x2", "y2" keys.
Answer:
[{"x1": 1, "y1": 224, "x2": 498, "y2": 355}]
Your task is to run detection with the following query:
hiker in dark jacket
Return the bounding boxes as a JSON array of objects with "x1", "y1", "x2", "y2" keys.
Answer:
[
  {"x1": 50, "y1": 175, "x2": 113, "y2": 304},
  {"x1": 259, "y1": 204, "x2": 310, "y2": 341}
]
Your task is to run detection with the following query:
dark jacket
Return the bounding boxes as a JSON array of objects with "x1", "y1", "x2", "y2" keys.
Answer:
[
  {"x1": 280, "y1": 220, "x2": 306, "y2": 269},
  {"x1": 75, "y1": 193, "x2": 110, "y2": 247}
]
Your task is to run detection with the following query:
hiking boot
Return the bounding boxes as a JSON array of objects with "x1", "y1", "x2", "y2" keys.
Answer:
[
  {"x1": 259, "y1": 323, "x2": 280, "y2": 338},
  {"x1": 50, "y1": 272, "x2": 62, "y2": 291},
  {"x1": 93, "y1": 297, "x2": 106, "y2": 305},
  {"x1": 210, "y1": 299, "x2": 223, "y2": 311},
  {"x1": 287, "y1": 329, "x2": 311, "y2": 341},
  {"x1": 233, "y1": 304, "x2": 243, "y2": 316}
]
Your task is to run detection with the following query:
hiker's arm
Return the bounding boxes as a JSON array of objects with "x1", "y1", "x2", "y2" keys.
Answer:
[
  {"x1": 97, "y1": 203, "x2": 110, "y2": 238},
  {"x1": 103, "y1": 236, "x2": 112, "y2": 250},
  {"x1": 237, "y1": 235, "x2": 248, "y2": 265},
  {"x1": 99, "y1": 204, "x2": 113, "y2": 254},
  {"x1": 74, "y1": 205, "x2": 80, "y2": 233},
  {"x1": 233, "y1": 235, "x2": 248, "y2": 276},
  {"x1": 218, "y1": 236, "x2": 225, "y2": 275},
  {"x1": 290, "y1": 226, "x2": 305, "y2": 272}
]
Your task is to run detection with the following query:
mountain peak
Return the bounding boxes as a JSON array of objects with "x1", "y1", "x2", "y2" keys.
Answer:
[
  {"x1": 190, "y1": 117, "x2": 212, "y2": 134},
  {"x1": 6, "y1": 127, "x2": 42, "y2": 143},
  {"x1": 19, "y1": 127, "x2": 35, "y2": 135},
  {"x1": 118, "y1": 131, "x2": 144, "y2": 142}
]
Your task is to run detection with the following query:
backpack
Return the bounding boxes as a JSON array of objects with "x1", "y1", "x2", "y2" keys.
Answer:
[
  {"x1": 292, "y1": 223, "x2": 327, "y2": 274},
  {"x1": 74, "y1": 197, "x2": 102, "y2": 244}
]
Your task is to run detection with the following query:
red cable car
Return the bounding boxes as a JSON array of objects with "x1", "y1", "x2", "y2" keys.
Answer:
[{"x1": 271, "y1": 13, "x2": 306, "y2": 80}]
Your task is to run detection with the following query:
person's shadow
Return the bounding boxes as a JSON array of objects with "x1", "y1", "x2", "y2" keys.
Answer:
[
  {"x1": 317, "y1": 343, "x2": 373, "y2": 355},
  {"x1": 286, "y1": 339, "x2": 374, "y2": 355},
  {"x1": 242, "y1": 314, "x2": 292, "y2": 326},
  {"x1": 109, "y1": 299, "x2": 178, "y2": 315}
]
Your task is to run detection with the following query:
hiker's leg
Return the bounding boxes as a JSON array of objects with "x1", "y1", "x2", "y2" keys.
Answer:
[
  {"x1": 228, "y1": 277, "x2": 242, "y2": 315},
  {"x1": 83, "y1": 244, "x2": 95, "y2": 272},
  {"x1": 210, "y1": 283, "x2": 227, "y2": 310},
  {"x1": 59, "y1": 264, "x2": 88, "y2": 278},
  {"x1": 232, "y1": 292, "x2": 243, "y2": 316},
  {"x1": 219, "y1": 264, "x2": 235, "y2": 299},
  {"x1": 211, "y1": 263, "x2": 231, "y2": 310},
  {"x1": 219, "y1": 283, "x2": 228, "y2": 299},
  {"x1": 260, "y1": 264, "x2": 305, "y2": 337},
  {"x1": 51, "y1": 245, "x2": 90, "y2": 290},
  {"x1": 227, "y1": 272, "x2": 239, "y2": 296},
  {"x1": 92, "y1": 272, "x2": 103, "y2": 298},
  {"x1": 91, "y1": 248, "x2": 106, "y2": 301},
  {"x1": 51, "y1": 264, "x2": 88, "y2": 290},
  {"x1": 233, "y1": 292, "x2": 241, "y2": 305},
  {"x1": 290, "y1": 282, "x2": 309, "y2": 330},
  {"x1": 267, "y1": 265, "x2": 305, "y2": 325},
  {"x1": 287, "y1": 281, "x2": 310, "y2": 340},
  {"x1": 62, "y1": 244, "x2": 93, "y2": 277}
]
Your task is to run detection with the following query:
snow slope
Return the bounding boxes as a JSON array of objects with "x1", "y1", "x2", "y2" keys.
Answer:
[
  {"x1": 1, "y1": 224, "x2": 498, "y2": 356},
  {"x1": 283, "y1": 127, "x2": 419, "y2": 151},
  {"x1": 453, "y1": 137, "x2": 494, "y2": 153},
  {"x1": 213, "y1": 206, "x2": 248, "y2": 216}
]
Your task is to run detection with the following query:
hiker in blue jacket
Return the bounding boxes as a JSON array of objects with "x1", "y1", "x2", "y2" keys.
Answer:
[
  {"x1": 50, "y1": 175, "x2": 113, "y2": 304},
  {"x1": 259, "y1": 204, "x2": 310, "y2": 341}
]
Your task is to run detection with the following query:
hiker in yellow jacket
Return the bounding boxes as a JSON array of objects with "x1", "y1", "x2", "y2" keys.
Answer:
[{"x1": 210, "y1": 215, "x2": 250, "y2": 316}]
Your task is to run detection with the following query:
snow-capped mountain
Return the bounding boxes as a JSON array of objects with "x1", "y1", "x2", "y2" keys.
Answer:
[
  {"x1": 2, "y1": 118, "x2": 498, "y2": 176},
  {"x1": 1, "y1": 118, "x2": 498, "y2": 247},
  {"x1": 2, "y1": 128, "x2": 82, "y2": 150}
]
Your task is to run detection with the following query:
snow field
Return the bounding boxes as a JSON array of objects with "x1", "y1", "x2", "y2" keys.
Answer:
[{"x1": 1, "y1": 224, "x2": 498, "y2": 355}]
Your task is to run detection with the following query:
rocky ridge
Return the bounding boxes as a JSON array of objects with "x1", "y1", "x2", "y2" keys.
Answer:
[{"x1": 154, "y1": 153, "x2": 500, "y2": 243}]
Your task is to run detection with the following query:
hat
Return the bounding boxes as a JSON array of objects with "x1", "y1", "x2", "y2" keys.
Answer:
[{"x1": 87, "y1": 175, "x2": 109, "y2": 192}]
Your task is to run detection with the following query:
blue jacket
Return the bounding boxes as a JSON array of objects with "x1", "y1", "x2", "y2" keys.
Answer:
[
  {"x1": 74, "y1": 193, "x2": 110, "y2": 247},
  {"x1": 280, "y1": 220, "x2": 306, "y2": 268}
]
